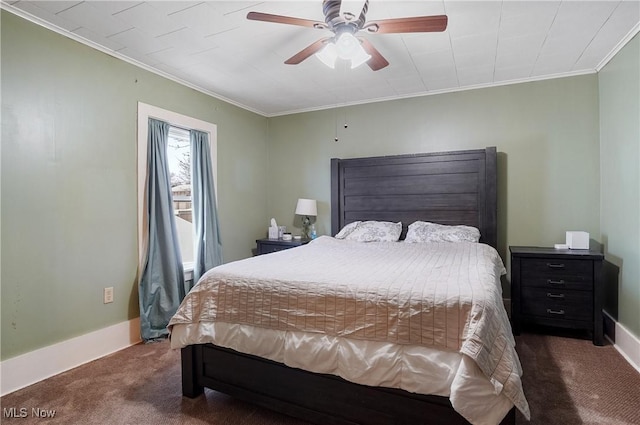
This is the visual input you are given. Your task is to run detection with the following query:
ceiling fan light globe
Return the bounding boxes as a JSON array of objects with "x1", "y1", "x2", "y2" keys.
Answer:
[
  {"x1": 350, "y1": 49, "x2": 371, "y2": 69},
  {"x1": 315, "y1": 42, "x2": 338, "y2": 68},
  {"x1": 335, "y1": 32, "x2": 361, "y2": 60}
]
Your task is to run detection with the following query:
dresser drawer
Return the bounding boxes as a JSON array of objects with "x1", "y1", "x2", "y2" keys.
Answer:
[
  {"x1": 521, "y1": 287, "x2": 592, "y2": 321},
  {"x1": 521, "y1": 258, "x2": 593, "y2": 278},
  {"x1": 258, "y1": 243, "x2": 284, "y2": 255},
  {"x1": 520, "y1": 275, "x2": 593, "y2": 291},
  {"x1": 256, "y1": 238, "x2": 309, "y2": 255}
]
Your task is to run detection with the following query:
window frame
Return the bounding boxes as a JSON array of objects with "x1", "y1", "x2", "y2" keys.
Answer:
[{"x1": 136, "y1": 102, "x2": 217, "y2": 282}]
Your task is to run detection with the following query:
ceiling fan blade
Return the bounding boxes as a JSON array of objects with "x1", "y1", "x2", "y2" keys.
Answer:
[
  {"x1": 247, "y1": 11, "x2": 326, "y2": 29},
  {"x1": 364, "y1": 15, "x2": 448, "y2": 34},
  {"x1": 285, "y1": 38, "x2": 332, "y2": 65},
  {"x1": 359, "y1": 38, "x2": 389, "y2": 71}
]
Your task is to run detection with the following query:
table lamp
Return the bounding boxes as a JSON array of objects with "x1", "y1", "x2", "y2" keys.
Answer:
[{"x1": 295, "y1": 198, "x2": 317, "y2": 239}]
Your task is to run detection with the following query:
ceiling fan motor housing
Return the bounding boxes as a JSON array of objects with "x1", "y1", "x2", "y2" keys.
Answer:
[{"x1": 323, "y1": 0, "x2": 369, "y2": 35}]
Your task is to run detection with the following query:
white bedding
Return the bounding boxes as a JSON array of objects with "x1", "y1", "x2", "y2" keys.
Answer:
[{"x1": 169, "y1": 236, "x2": 530, "y2": 424}]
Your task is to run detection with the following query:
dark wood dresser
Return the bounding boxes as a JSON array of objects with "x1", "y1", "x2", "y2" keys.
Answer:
[
  {"x1": 256, "y1": 238, "x2": 310, "y2": 255},
  {"x1": 510, "y1": 245, "x2": 605, "y2": 345}
]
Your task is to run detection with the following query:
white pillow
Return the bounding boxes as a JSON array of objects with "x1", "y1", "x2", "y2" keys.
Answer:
[
  {"x1": 344, "y1": 221, "x2": 402, "y2": 242},
  {"x1": 335, "y1": 221, "x2": 361, "y2": 239},
  {"x1": 405, "y1": 221, "x2": 480, "y2": 243}
]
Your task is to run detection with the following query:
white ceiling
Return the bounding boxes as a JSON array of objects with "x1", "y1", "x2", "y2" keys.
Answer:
[{"x1": 4, "y1": 1, "x2": 639, "y2": 116}]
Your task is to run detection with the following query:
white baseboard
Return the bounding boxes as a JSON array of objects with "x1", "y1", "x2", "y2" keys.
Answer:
[
  {"x1": 604, "y1": 311, "x2": 640, "y2": 373},
  {"x1": 0, "y1": 318, "x2": 141, "y2": 396}
]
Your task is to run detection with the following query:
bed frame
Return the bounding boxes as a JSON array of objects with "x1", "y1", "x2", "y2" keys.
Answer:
[{"x1": 181, "y1": 147, "x2": 515, "y2": 425}]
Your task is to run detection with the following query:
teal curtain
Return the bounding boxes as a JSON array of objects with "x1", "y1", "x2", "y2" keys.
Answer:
[
  {"x1": 191, "y1": 129, "x2": 223, "y2": 283},
  {"x1": 139, "y1": 118, "x2": 185, "y2": 341}
]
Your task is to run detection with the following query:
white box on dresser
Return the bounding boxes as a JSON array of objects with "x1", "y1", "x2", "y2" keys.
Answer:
[{"x1": 566, "y1": 231, "x2": 590, "y2": 249}]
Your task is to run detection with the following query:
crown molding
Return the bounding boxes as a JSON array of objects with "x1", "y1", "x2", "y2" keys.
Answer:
[{"x1": 596, "y1": 22, "x2": 640, "y2": 72}]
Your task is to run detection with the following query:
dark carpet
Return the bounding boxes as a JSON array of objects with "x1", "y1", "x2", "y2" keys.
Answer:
[{"x1": 2, "y1": 333, "x2": 638, "y2": 424}]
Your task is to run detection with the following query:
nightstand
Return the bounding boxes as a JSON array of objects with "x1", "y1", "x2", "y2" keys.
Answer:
[
  {"x1": 510, "y1": 245, "x2": 605, "y2": 346},
  {"x1": 256, "y1": 238, "x2": 310, "y2": 255}
]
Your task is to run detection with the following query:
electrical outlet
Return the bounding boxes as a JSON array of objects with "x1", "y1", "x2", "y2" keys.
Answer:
[{"x1": 103, "y1": 287, "x2": 114, "y2": 304}]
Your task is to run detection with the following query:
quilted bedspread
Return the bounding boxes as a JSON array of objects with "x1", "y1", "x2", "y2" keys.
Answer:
[{"x1": 168, "y1": 236, "x2": 529, "y2": 418}]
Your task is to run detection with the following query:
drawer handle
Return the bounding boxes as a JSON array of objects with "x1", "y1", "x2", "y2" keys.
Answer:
[
  {"x1": 547, "y1": 279, "x2": 565, "y2": 285},
  {"x1": 546, "y1": 293, "x2": 565, "y2": 299},
  {"x1": 547, "y1": 308, "x2": 565, "y2": 315},
  {"x1": 547, "y1": 263, "x2": 566, "y2": 269}
]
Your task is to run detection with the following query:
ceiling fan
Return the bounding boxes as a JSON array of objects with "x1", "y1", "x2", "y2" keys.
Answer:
[{"x1": 247, "y1": 0, "x2": 448, "y2": 71}]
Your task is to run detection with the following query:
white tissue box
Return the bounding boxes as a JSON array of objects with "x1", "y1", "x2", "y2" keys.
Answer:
[
  {"x1": 566, "y1": 231, "x2": 589, "y2": 249},
  {"x1": 268, "y1": 227, "x2": 279, "y2": 239}
]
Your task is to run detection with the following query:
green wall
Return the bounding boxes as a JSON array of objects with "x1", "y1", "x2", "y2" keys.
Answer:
[
  {"x1": 599, "y1": 34, "x2": 640, "y2": 339},
  {"x1": 3, "y1": 8, "x2": 636, "y2": 362},
  {"x1": 1, "y1": 12, "x2": 269, "y2": 360},
  {"x1": 267, "y1": 75, "x2": 602, "y2": 285}
]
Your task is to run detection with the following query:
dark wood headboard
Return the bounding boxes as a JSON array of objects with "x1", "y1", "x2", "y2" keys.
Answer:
[{"x1": 330, "y1": 147, "x2": 498, "y2": 248}]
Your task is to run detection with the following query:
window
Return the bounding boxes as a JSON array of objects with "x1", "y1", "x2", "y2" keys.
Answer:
[
  {"x1": 167, "y1": 126, "x2": 193, "y2": 268},
  {"x1": 136, "y1": 103, "x2": 217, "y2": 281}
]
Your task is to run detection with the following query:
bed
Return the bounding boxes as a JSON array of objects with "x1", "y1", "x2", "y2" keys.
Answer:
[{"x1": 169, "y1": 147, "x2": 529, "y2": 425}]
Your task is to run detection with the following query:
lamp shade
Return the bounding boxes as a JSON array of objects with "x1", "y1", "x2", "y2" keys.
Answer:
[{"x1": 295, "y1": 198, "x2": 317, "y2": 216}]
